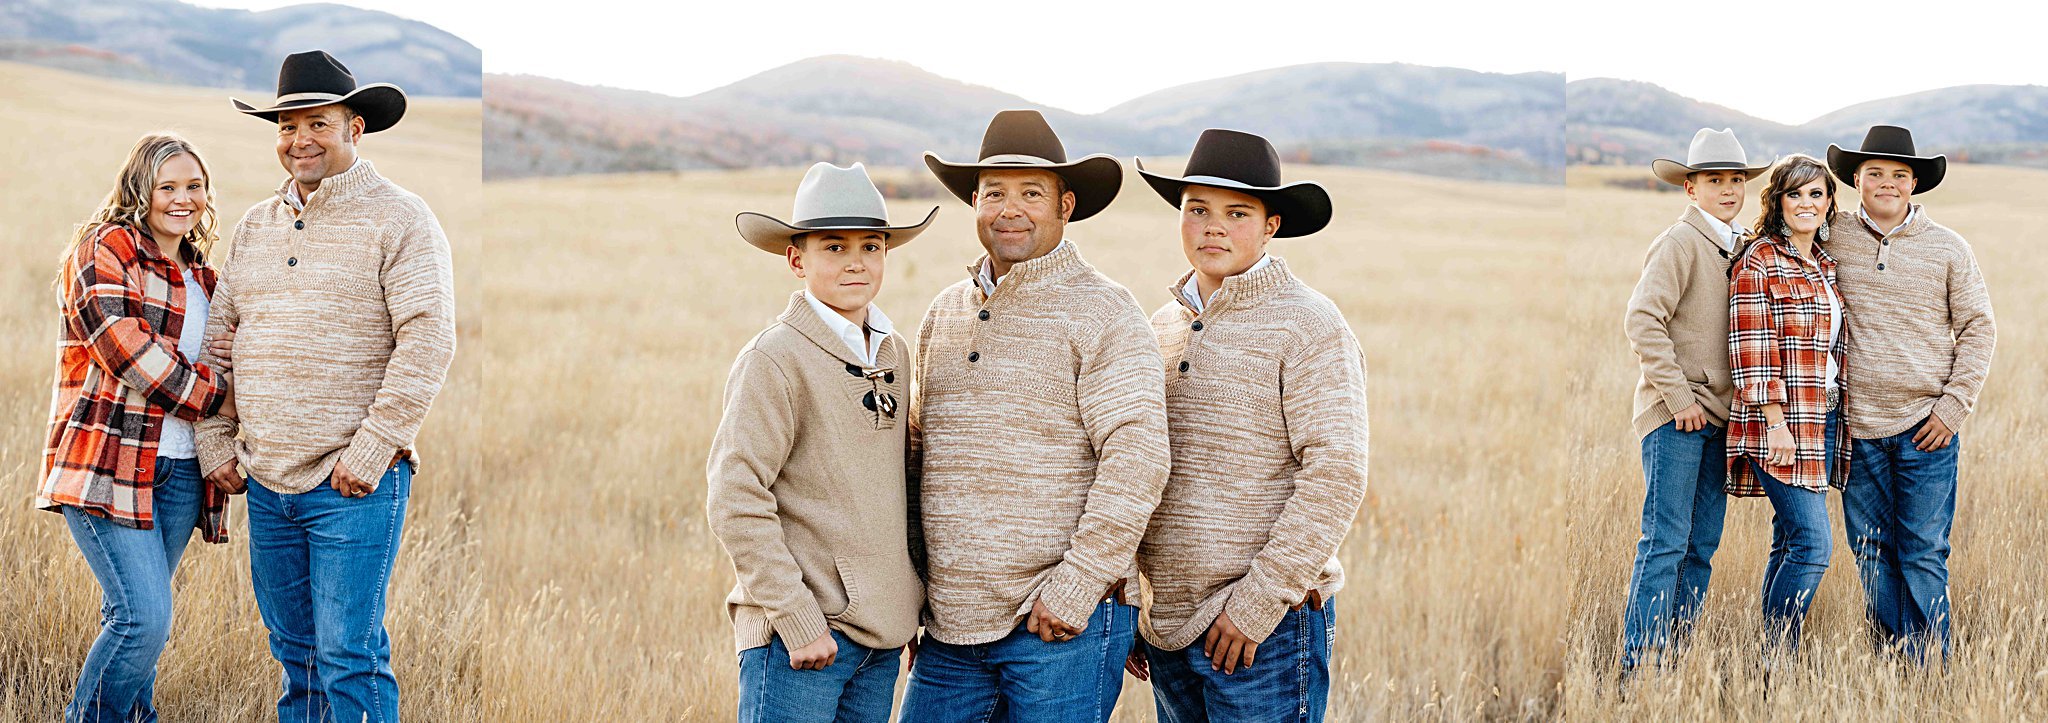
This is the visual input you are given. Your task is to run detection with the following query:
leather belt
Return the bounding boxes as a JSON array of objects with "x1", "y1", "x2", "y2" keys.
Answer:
[
  {"x1": 1290, "y1": 589, "x2": 1325, "y2": 612},
  {"x1": 1103, "y1": 579, "x2": 1128, "y2": 605}
]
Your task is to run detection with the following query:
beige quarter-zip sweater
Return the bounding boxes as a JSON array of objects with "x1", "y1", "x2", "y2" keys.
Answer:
[
  {"x1": 1138, "y1": 257, "x2": 1369, "y2": 649},
  {"x1": 911, "y1": 240, "x2": 1171, "y2": 645}
]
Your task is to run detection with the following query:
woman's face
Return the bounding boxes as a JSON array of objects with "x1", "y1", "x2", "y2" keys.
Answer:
[
  {"x1": 1778, "y1": 176, "x2": 1829, "y2": 237},
  {"x1": 146, "y1": 153, "x2": 207, "y2": 244}
]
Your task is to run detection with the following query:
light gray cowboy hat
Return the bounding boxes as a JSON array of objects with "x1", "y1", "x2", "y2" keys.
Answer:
[
  {"x1": 232, "y1": 50, "x2": 407, "y2": 133},
  {"x1": 735, "y1": 162, "x2": 939, "y2": 254},
  {"x1": 923, "y1": 110, "x2": 1123, "y2": 222},
  {"x1": 1652, "y1": 128, "x2": 1773, "y2": 186}
]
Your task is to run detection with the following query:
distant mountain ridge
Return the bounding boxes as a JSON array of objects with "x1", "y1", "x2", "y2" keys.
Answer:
[
  {"x1": 0, "y1": 0, "x2": 481, "y2": 97},
  {"x1": 487, "y1": 55, "x2": 1565, "y2": 184},
  {"x1": 1569, "y1": 78, "x2": 2048, "y2": 170}
]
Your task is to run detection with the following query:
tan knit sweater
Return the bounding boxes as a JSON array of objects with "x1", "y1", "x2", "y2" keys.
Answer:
[
  {"x1": 194, "y1": 159, "x2": 456, "y2": 493},
  {"x1": 706, "y1": 292, "x2": 923, "y2": 653},
  {"x1": 1625, "y1": 205, "x2": 1737, "y2": 439},
  {"x1": 1824, "y1": 208, "x2": 1996, "y2": 438},
  {"x1": 911, "y1": 240, "x2": 1171, "y2": 645},
  {"x1": 1137, "y1": 258, "x2": 1368, "y2": 649}
]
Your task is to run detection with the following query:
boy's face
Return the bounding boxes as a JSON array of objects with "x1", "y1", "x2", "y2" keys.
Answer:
[
  {"x1": 787, "y1": 230, "x2": 887, "y2": 313},
  {"x1": 1856, "y1": 159, "x2": 1916, "y2": 218},
  {"x1": 1179, "y1": 186, "x2": 1279, "y2": 279},
  {"x1": 1684, "y1": 170, "x2": 1747, "y2": 224}
]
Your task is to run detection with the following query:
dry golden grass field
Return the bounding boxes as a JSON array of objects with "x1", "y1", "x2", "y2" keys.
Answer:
[
  {"x1": 1559, "y1": 164, "x2": 2048, "y2": 719},
  {"x1": 0, "y1": 62, "x2": 484, "y2": 720},
  {"x1": 482, "y1": 160, "x2": 1569, "y2": 721}
]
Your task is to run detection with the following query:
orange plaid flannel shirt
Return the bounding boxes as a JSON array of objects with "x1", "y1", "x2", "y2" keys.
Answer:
[{"x1": 1725, "y1": 234, "x2": 1851, "y2": 496}]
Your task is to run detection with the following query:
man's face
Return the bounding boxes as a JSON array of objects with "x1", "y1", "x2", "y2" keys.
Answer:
[
  {"x1": 973, "y1": 169, "x2": 1073, "y2": 267},
  {"x1": 1180, "y1": 186, "x2": 1278, "y2": 280},
  {"x1": 787, "y1": 230, "x2": 887, "y2": 314},
  {"x1": 1684, "y1": 170, "x2": 1747, "y2": 223},
  {"x1": 275, "y1": 105, "x2": 362, "y2": 189},
  {"x1": 1857, "y1": 159, "x2": 1916, "y2": 218}
]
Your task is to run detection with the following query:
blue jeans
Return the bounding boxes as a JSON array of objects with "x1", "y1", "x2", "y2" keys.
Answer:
[
  {"x1": 1843, "y1": 421, "x2": 1959, "y2": 662},
  {"x1": 900, "y1": 598, "x2": 1137, "y2": 723},
  {"x1": 737, "y1": 630, "x2": 900, "y2": 723},
  {"x1": 63, "y1": 457, "x2": 205, "y2": 723},
  {"x1": 1753, "y1": 410, "x2": 1839, "y2": 653},
  {"x1": 1146, "y1": 598, "x2": 1335, "y2": 723},
  {"x1": 1619, "y1": 420, "x2": 1727, "y2": 669},
  {"x1": 246, "y1": 459, "x2": 412, "y2": 723}
]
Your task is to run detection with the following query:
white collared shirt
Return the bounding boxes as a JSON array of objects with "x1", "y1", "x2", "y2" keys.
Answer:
[
  {"x1": 977, "y1": 239, "x2": 1071, "y2": 297},
  {"x1": 1857, "y1": 204, "x2": 1919, "y2": 237},
  {"x1": 284, "y1": 157, "x2": 362, "y2": 212},
  {"x1": 1181, "y1": 254, "x2": 1273, "y2": 313},
  {"x1": 803, "y1": 290, "x2": 893, "y2": 367},
  {"x1": 1693, "y1": 205, "x2": 1744, "y2": 252}
]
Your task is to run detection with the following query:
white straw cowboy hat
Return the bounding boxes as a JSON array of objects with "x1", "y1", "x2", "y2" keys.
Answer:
[
  {"x1": 923, "y1": 110, "x2": 1124, "y2": 222},
  {"x1": 232, "y1": 50, "x2": 407, "y2": 133},
  {"x1": 1652, "y1": 128, "x2": 1773, "y2": 186},
  {"x1": 1136, "y1": 128, "x2": 1333, "y2": 238},
  {"x1": 735, "y1": 162, "x2": 939, "y2": 254}
]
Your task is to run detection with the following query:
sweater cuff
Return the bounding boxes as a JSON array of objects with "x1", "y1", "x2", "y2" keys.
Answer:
[
  {"x1": 1222, "y1": 568, "x2": 1294, "y2": 644},
  {"x1": 196, "y1": 430, "x2": 239, "y2": 477},
  {"x1": 1931, "y1": 395, "x2": 1971, "y2": 434},
  {"x1": 769, "y1": 598, "x2": 833, "y2": 650},
  {"x1": 1660, "y1": 387, "x2": 1699, "y2": 422},
  {"x1": 1035, "y1": 562, "x2": 1107, "y2": 631},
  {"x1": 339, "y1": 430, "x2": 401, "y2": 491}
]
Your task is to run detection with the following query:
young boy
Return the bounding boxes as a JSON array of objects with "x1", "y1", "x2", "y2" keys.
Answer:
[
  {"x1": 1618, "y1": 127, "x2": 1770, "y2": 671},
  {"x1": 1126, "y1": 129, "x2": 1367, "y2": 722},
  {"x1": 707, "y1": 162, "x2": 938, "y2": 722}
]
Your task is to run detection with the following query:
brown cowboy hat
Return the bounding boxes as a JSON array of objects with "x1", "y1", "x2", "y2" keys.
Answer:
[
  {"x1": 1828, "y1": 125, "x2": 1946, "y2": 193},
  {"x1": 232, "y1": 50, "x2": 407, "y2": 133},
  {"x1": 1136, "y1": 129, "x2": 1332, "y2": 238},
  {"x1": 923, "y1": 110, "x2": 1122, "y2": 222}
]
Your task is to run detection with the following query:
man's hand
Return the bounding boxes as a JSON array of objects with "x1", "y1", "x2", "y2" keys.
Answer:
[
  {"x1": 787, "y1": 632, "x2": 838, "y2": 671},
  {"x1": 1026, "y1": 598, "x2": 1084, "y2": 643},
  {"x1": 1913, "y1": 414, "x2": 1955, "y2": 451},
  {"x1": 205, "y1": 325, "x2": 236, "y2": 371},
  {"x1": 1202, "y1": 611, "x2": 1258, "y2": 675},
  {"x1": 330, "y1": 453, "x2": 399, "y2": 498},
  {"x1": 1124, "y1": 645, "x2": 1151, "y2": 681},
  {"x1": 1672, "y1": 403, "x2": 1707, "y2": 433},
  {"x1": 205, "y1": 461, "x2": 245, "y2": 494}
]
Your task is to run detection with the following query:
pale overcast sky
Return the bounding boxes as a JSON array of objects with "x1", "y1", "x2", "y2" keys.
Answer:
[{"x1": 197, "y1": 0, "x2": 2038, "y2": 124}]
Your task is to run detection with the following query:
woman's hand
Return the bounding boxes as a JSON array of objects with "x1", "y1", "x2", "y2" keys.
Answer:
[{"x1": 1766, "y1": 425, "x2": 1797, "y2": 467}]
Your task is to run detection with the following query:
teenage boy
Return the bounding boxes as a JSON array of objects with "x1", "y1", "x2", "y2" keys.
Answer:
[
  {"x1": 1618, "y1": 128, "x2": 1770, "y2": 672},
  {"x1": 707, "y1": 162, "x2": 939, "y2": 722}
]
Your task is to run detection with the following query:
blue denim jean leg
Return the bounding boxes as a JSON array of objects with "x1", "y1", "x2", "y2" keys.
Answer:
[
  {"x1": 63, "y1": 456, "x2": 205, "y2": 723},
  {"x1": 1147, "y1": 597, "x2": 1335, "y2": 723},
  {"x1": 1754, "y1": 410, "x2": 1838, "y2": 653},
  {"x1": 899, "y1": 597, "x2": 1137, "y2": 723},
  {"x1": 737, "y1": 629, "x2": 901, "y2": 723},
  {"x1": 1843, "y1": 420, "x2": 1958, "y2": 662},
  {"x1": 1619, "y1": 420, "x2": 1727, "y2": 669},
  {"x1": 247, "y1": 459, "x2": 412, "y2": 723}
]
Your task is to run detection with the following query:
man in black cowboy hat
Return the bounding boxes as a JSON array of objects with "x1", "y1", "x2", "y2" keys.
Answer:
[
  {"x1": 900, "y1": 109, "x2": 1169, "y2": 722},
  {"x1": 195, "y1": 49, "x2": 454, "y2": 722},
  {"x1": 1120, "y1": 129, "x2": 1366, "y2": 722},
  {"x1": 1825, "y1": 124, "x2": 1996, "y2": 663}
]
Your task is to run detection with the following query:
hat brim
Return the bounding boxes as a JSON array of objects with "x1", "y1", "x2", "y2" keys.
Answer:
[
  {"x1": 232, "y1": 83, "x2": 408, "y2": 134},
  {"x1": 735, "y1": 206, "x2": 939, "y2": 254},
  {"x1": 922, "y1": 153, "x2": 1124, "y2": 222},
  {"x1": 1650, "y1": 158, "x2": 1774, "y2": 187},
  {"x1": 1827, "y1": 145, "x2": 1946, "y2": 194},
  {"x1": 1134, "y1": 159, "x2": 1332, "y2": 238}
]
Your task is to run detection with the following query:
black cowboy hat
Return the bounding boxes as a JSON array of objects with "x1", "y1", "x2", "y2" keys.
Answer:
[
  {"x1": 1827, "y1": 124, "x2": 1946, "y2": 194},
  {"x1": 923, "y1": 110, "x2": 1123, "y2": 222},
  {"x1": 232, "y1": 50, "x2": 407, "y2": 133},
  {"x1": 1136, "y1": 129, "x2": 1332, "y2": 238}
]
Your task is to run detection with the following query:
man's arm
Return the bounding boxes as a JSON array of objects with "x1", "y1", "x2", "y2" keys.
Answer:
[
  {"x1": 1035, "y1": 303, "x2": 1171, "y2": 629},
  {"x1": 704, "y1": 349, "x2": 830, "y2": 650},
  {"x1": 1221, "y1": 323, "x2": 1369, "y2": 642},
  {"x1": 336, "y1": 211, "x2": 457, "y2": 486},
  {"x1": 1624, "y1": 232, "x2": 1703, "y2": 419},
  {"x1": 1931, "y1": 243, "x2": 1995, "y2": 432},
  {"x1": 194, "y1": 263, "x2": 243, "y2": 475}
]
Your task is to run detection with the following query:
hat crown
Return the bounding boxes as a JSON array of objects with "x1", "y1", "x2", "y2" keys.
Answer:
[
  {"x1": 1182, "y1": 129, "x2": 1284, "y2": 187},
  {"x1": 276, "y1": 50, "x2": 358, "y2": 98},
  {"x1": 790, "y1": 162, "x2": 890, "y2": 226},
  {"x1": 1856, "y1": 125, "x2": 1919, "y2": 156},
  {"x1": 1685, "y1": 128, "x2": 1754, "y2": 167},
  {"x1": 977, "y1": 110, "x2": 1069, "y2": 164}
]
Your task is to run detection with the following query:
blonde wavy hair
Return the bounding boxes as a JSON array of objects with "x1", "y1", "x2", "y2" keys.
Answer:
[{"x1": 57, "y1": 132, "x2": 219, "y2": 289}]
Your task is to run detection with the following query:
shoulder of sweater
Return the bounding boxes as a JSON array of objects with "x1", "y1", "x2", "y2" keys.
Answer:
[
  {"x1": 360, "y1": 180, "x2": 438, "y2": 223},
  {"x1": 1266, "y1": 283, "x2": 1356, "y2": 351}
]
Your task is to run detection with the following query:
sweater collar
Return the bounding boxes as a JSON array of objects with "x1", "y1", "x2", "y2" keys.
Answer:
[
  {"x1": 962, "y1": 238, "x2": 1088, "y2": 301},
  {"x1": 274, "y1": 157, "x2": 381, "y2": 216},
  {"x1": 777, "y1": 291, "x2": 894, "y2": 372},
  {"x1": 1168, "y1": 255, "x2": 1295, "y2": 317},
  {"x1": 1857, "y1": 203, "x2": 1926, "y2": 238}
]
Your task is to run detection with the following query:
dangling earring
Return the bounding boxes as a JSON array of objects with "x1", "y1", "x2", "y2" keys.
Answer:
[
  {"x1": 1774, "y1": 221, "x2": 1791, "y2": 239},
  {"x1": 1817, "y1": 223, "x2": 1830, "y2": 243}
]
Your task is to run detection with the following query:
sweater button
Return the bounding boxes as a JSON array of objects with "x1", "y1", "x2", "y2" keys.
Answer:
[
  {"x1": 978, "y1": 309, "x2": 990, "y2": 321},
  {"x1": 1191, "y1": 321, "x2": 1204, "y2": 331},
  {"x1": 968, "y1": 351, "x2": 979, "y2": 363},
  {"x1": 1877, "y1": 263, "x2": 1886, "y2": 270},
  {"x1": 1178, "y1": 360, "x2": 1190, "y2": 373},
  {"x1": 294, "y1": 220, "x2": 304, "y2": 230},
  {"x1": 287, "y1": 257, "x2": 297, "y2": 267}
]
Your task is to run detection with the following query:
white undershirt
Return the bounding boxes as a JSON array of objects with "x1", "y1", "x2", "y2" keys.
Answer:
[
  {"x1": 1818, "y1": 269, "x2": 1843, "y2": 391},
  {"x1": 1692, "y1": 206, "x2": 1744, "y2": 251},
  {"x1": 1182, "y1": 254, "x2": 1273, "y2": 313},
  {"x1": 803, "y1": 290, "x2": 892, "y2": 367},
  {"x1": 156, "y1": 273, "x2": 209, "y2": 459}
]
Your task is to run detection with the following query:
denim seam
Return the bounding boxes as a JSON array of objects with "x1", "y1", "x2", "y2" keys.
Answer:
[
  {"x1": 363, "y1": 470, "x2": 404, "y2": 722},
  {"x1": 77, "y1": 513, "x2": 129, "y2": 722},
  {"x1": 1295, "y1": 607, "x2": 1311, "y2": 721}
]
